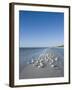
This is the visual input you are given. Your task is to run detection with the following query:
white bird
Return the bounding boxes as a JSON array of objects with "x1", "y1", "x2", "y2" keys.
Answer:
[
  {"x1": 31, "y1": 58, "x2": 34, "y2": 64},
  {"x1": 51, "y1": 64, "x2": 54, "y2": 67},
  {"x1": 37, "y1": 62, "x2": 44, "y2": 68},
  {"x1": 49, "y1": 59, "x2": 54, "y2": 64},
  {"x1": 33, "y1": 60, "x2": 39, "y2": 67},
  {"x1": 40, "y1": 62, "x2": 44, "y2": 67},
  {"x1": 55, "y1": 57, "x2": 58, "y2": 61},
  {"x1": 38, "y1": 65, "x2": 41, "y2": 68}
]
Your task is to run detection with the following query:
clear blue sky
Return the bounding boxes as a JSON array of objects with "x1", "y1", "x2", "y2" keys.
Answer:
[{"x1": 19, "y1": 11, "x2": 64, "y2": 47}]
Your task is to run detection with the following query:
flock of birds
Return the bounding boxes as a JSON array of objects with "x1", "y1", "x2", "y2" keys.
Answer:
[{"x1": 30, "y1": 52, "x2": 58, "y2": 68}]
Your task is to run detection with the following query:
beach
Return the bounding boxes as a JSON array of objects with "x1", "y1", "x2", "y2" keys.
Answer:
[{"x1": 19, "y1": 47, "x2": 64, "y2": 79}]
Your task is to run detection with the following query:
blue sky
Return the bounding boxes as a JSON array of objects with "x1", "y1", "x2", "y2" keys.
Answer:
[{"x1": 19, "y1": 11, "x2": 64, "y2": 47}]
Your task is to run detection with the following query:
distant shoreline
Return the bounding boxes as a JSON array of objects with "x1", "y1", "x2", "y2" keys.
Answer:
[
  {"x1": 19, "y1": 46, "x2": 64, "y2": 49},
  {"x1": 57, "y1": 45, "x2": 64, "y2": 47},
  {"x1": 58, "y1": 46, "x2": 64, "y2": 47}
]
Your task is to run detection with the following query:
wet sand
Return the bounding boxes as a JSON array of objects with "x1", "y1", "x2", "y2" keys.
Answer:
[{"x1": 19, "y1": 61, "x2": 64, "y2": 79}]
